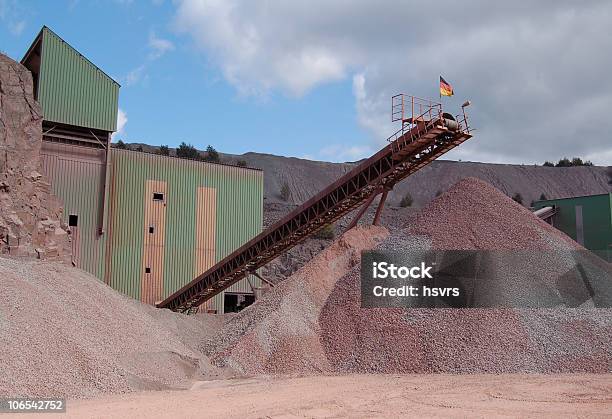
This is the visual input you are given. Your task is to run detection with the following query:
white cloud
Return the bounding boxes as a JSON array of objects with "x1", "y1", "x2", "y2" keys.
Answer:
[
  {"x1": 8, "y1": 19, "x2": 24, "y2": 35},
  {"x1": 319, "y1": 144, "x2": 372, "y2": 162},
  {"x1": 174, "y1": 0, "x2": 349, "y2": 96},
  {"x1": 0, "y1": 0, "x2": 26, "y2": 36},
  {"x1": 352, "y1": 73, "x2": 394, "y2": 141},
  {"x1": 112, "y1": 108, "x2": 128, "y2": 140},
  {"x1": 148, "y1": 31, "x2": 175, "y2": 59},
  {"x1": 124, "y1": 65, "x2": 146, "y2": 86},
  {"x1": 584, "y1": 148, "x2": 612, "y2": 167},
  {"x1": 173, "y1": 0, "x2": 612, "y2": 165},
  {"x1": 122, "y1": 32, "x2": 174, "y2": 87}
]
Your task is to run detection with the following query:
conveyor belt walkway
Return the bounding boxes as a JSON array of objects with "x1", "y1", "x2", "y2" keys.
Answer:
[{"x1": 158, "y1": 95, "x2": 473, "y2": 312}]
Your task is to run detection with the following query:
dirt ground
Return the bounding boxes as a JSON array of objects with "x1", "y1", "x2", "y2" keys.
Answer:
[{"x1": 25, "y1": 374, "x2": 612, "y2": 418}]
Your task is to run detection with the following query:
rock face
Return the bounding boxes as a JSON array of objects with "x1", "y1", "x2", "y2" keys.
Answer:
[{"x1": 0, "y1": 53, "x2": 69, "y2": 260}]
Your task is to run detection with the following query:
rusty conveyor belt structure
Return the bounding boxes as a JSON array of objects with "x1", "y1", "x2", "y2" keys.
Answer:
[{"x1": 158, "y1": 95, "x2": 473, "y2": 312}]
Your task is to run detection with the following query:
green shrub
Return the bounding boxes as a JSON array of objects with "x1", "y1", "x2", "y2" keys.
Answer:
[
  {"x1": 399, "y1": 192, "x2": 413, "y2": 207},
  {"x1": 280, "y1": 182, "x2": 291, "y2": 202},
  {"x1": 158, "y1": 145, "x2": 170, "y2": 156},
  {"x1": 315, "y1": 224, "x2": 335, "y2": 240},
  {"x1": 236, "y1": 160, "x2": 247, "y2": 167},
  {"x1": 176, "y1": 142, "x2": 200, "y2": 160},
  {"x1": 204, "y1": 145, "x2": 220, "y2": 162},
  {"x1": 554, "y1": 157, "x2": 593, "y2": 167}
]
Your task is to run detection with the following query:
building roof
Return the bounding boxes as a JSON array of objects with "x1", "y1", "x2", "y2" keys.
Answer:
[
  {"x1": 21, "y1": 26, "x2": 120, "y2": 132},
  {"x1": 22, "y1": 26, "x2": 120, "y2": 86},
  {"x1": 534, "y1": 192, "x2": 611, "y2": 204}
]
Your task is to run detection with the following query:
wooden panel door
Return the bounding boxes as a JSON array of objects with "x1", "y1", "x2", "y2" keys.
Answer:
[{"x1": 141, "y1": 180, "x2": 167, "y2": 304}]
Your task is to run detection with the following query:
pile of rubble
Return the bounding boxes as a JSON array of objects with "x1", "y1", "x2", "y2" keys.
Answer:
[
  {"x1": 0, "y1": 257, "x2": 228, "y2": 398},
  {"x1": 206, "y1": 178, "x2": 612, "y2": 375}
]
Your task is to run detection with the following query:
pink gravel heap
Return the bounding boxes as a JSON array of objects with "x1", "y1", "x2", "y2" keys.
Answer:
[
  {"x1": 407, "y1": 177, "x2": 581, "y2": 250},
  {"x1": 209, "y1": 177, "x2": 612, "y2": 375},
  {"x1": 319, "y1": 178, "x2": 612, "y2": 373},
  {"x1": 204, "y1": 225, "x2": 389, "y2": 375}
]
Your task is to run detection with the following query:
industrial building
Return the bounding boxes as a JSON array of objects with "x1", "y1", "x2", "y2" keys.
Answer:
[
  {"x1": 21, "y1": 26, "x2": 263, "y2": 312},
  {"x1": 534, "y1": 193, "x2": 612, "y2": 262}
]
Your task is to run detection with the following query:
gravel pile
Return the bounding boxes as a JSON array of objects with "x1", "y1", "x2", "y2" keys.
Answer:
[
  {"x1": 209, "y1": 177, "x2": 612, "y2": 375},
  {"x1": 203, "y1": 225, "x2": 389, "y2": 375},
  {"x1": 0, "y1": 258, "x2": 230, "y2": 399},
  {"x1": 3, "y1": 177, "x2": 609, "y2": 399},
  {"x1": 319, "y1": 178, "x2": 612, "y2": 373},
  {"x1": 406, "y1": 177, "x2": 581, "y2": 250}
]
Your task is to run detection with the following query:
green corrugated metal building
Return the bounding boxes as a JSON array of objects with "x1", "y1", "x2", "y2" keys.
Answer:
[
  {"x1": 107, "y1": 150, "x2": 263, "y2": 312},
  {"x1": 534, "y1": 193, "x2": 612, "y2": 262},
  {"x1": 22, "y1": 26, "x2": 119, "y2": 132},
  {"x1": 22, "y1": 27, "x2": 264, "y2": 313}
]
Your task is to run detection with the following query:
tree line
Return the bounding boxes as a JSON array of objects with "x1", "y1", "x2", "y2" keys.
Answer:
[
  {"x1": 542, "y1": 157, "x2": 594, "y2": 167},
  {"x1": 113, "y1": 140, "x2": 220, "y2": 163}
]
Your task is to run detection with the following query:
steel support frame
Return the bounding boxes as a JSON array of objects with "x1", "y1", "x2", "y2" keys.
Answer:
[
  {"x1": 346, "y1": 190, "x2": 380, "y2": 231},
  {"x1": 159, "y1": 118, "x2": 471, "y2": 312},
  {"x1": 372, "y1": 188, "x2": 390, "y2": 226}
]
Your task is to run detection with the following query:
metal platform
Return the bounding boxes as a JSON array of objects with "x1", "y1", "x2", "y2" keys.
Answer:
[{"x1": 158, "y1": 95, "x2": 473, "y2": 312}]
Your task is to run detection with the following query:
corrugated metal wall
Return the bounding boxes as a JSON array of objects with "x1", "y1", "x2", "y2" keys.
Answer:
[
  {"x1": 40, "y1": 143, "x2": 107, "y2": 278},
  {"x1": 38, "y1": 27, "x2": 119, "y2": 132},
  {"x1": 534, "y1": 193, "x2": 612, "y2": 261},
  {"x1": 107, "y1": 149, "x2": 264, "y2": 312}
]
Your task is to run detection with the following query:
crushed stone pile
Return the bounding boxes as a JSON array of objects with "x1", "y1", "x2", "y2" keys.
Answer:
[
  {"x1": 208, "y1": 178, "x2": 612, "y2": 375},
  {"x1": 406, "y1": 177, "x2": 581, "y2": 250},
  {"x1": 0, "y1": 257, "x2": 230, "y2": 399},
  {"x1": 203, "y1": 225, "x2": 389, "y2": 375},
  {"x1": 321, "y1": 178, "x2": 612, "y2": 373}
]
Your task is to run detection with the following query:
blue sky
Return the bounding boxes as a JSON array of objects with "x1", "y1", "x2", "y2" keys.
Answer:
[
  {"x1": 0, "y1": 0, "x2": 371, "y2": 161},
  {"x1": 1, "y1": 1, "x2": 611, "y2": 165}
]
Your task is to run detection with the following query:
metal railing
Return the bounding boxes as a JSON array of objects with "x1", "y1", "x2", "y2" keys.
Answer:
[{"x1": 388, "y1": 94, "x2": 471, "y2": 154}]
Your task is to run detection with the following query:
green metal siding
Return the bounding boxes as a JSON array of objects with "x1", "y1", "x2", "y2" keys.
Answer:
[
  {"x1": 38, "y1": 27, "x2": 119, "y2": 132},
  {"x1": 40, "y1": 148, "x2": 107, "y2": 279},
  {"x1": 535, "y1": 193, "x2": 612, "y2": 261},
  {"x1": 107, "y1": 150, "x2": 263, "y2": 310}
]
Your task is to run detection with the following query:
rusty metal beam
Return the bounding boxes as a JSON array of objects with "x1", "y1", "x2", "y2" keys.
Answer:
[
  {"x1": 251, "y1": 271, "x2": 275, "y2": 288},
  {"x1": 346, "y1": 189, "x2": 379, "y2": 231},
  {"x1": 372, "y1": 188, "x2": 390, "y2": 226}
]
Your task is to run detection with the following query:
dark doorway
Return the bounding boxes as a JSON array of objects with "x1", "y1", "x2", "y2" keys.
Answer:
[{"x1": 224, "y1": 293, "x2": 255, "y2": 313}]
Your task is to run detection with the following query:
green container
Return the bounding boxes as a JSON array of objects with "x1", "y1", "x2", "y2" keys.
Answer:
[{"x1": 534, "y1": 193, "x2": 612, "y2": 261}]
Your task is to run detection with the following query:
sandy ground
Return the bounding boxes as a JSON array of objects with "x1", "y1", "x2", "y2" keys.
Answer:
[{"x1": 23, "y1": 374, "x2": 612, "y2": 418}]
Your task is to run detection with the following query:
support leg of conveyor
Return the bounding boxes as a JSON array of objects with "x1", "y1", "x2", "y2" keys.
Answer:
[
  {"x1": 347, "y1": 191, "x2": 379, "y2": 231},
  {"x1": 251, "y1": 271, "x2": 275, "y2": 288},
  {"x1": 373, "y1": 188, "x2": 390, "y2": 226}
]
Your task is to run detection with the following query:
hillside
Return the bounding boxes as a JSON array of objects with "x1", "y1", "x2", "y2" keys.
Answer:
[{"x1": 122, "y1": 143, "x2": 610, "y2": 208}]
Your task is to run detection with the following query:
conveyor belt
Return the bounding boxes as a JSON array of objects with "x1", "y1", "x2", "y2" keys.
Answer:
[
  {"x1": 534, "y1": 206, "x2": 557, "y2": 220},
  {"x1": 158, "y1": 98, "x2": 473, "y2": 312}
]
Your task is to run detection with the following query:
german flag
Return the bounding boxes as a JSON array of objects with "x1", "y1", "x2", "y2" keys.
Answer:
[{"x1": 440, "y1": 76, "x2": 454, "y2": 97}]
